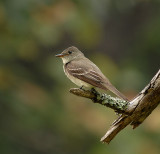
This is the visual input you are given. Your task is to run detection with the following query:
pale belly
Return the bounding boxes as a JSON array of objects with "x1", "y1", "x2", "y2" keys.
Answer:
[{"x1": 64, "y1": 68, "x2": 93, "y2": 89}]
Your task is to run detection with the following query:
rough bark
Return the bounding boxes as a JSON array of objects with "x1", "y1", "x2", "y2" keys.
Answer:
[
  {"x1": 70, "y1": 69, "x2": 160, "y2": 144},
  {"x1": 70, "y1": 88, "x2": 129, "y2": 113}
]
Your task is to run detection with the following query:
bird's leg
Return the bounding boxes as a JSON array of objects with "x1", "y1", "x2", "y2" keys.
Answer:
[
  {"x1": 90, "y1": 88, "x2": 99, "y2": 96},
  {"x1": 91, "y1": 88, "x2": 96, "y2": 93},
  {"x1": 90, "y1": 88, "x2": 100, "y2": 102},
  {"x1": 80, "y1": 86, "x2": 84, "y2": 90}
]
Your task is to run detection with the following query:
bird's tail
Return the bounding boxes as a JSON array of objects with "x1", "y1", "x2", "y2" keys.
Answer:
[{"x1": 104, "y1": 84, "x2": 129, "y2": 101}]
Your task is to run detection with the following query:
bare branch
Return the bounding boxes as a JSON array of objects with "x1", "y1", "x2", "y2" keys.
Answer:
[{"x1": 70, "y1": 69, "x2": 160, "y2": 144}]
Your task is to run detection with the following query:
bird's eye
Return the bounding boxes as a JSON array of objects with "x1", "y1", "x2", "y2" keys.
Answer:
[{"x1": 68, "y1": 51, "x2": 72, "y2": 54}]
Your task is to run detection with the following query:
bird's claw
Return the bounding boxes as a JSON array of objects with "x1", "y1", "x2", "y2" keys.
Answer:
[
  {"x1": 80, "y1": 86, "x2": 84, "y2": 90},
  {"x1": 90, "y1": 88, "x2": 97, "y2": 94}
]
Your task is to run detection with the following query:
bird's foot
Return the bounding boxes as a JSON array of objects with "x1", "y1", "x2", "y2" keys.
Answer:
[
  {"x1": 90, "y1": 88, "x2": 97, "y2": 94},
  {"x1": 90, "y1": 88, "x2": 100, "y2": 102},
  {"x1": 80, "y1": 86, "x2": 84, "y2": 90}
]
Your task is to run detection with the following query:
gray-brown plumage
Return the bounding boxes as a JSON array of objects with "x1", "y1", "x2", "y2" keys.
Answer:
[{"x1": 55, "y1": 46, "x2": 128, "y2": 101}]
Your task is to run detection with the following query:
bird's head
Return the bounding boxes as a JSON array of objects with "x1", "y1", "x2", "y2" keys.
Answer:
[{"x1": 55, "y1": 46, "x2": 84, "y2": 64}]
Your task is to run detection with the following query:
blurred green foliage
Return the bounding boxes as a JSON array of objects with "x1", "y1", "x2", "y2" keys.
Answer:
[{"x1": 0, "y1": 0, "x2": 160, "y2": 153}]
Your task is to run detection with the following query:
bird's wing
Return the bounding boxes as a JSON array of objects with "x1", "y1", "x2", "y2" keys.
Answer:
[
  {"x1": 65, "y1": 60, "x2": 107, "y2": 90},
  {"x1": 66, "y1": 59, "x2": 129, "y2": 101}
]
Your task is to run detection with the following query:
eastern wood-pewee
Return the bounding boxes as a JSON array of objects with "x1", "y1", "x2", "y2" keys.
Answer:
[{"x1": 55, "y1": 46, "x2": 128, "y2": 101}]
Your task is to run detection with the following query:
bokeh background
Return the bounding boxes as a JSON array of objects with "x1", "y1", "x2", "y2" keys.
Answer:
[{"x1": 0, "y1": 0, "x2": 160, "y2": 154}]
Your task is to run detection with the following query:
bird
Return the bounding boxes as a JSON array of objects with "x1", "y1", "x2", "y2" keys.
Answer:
[{"x1": 55, "y1": 46, "x2": 128, "y2": 101}]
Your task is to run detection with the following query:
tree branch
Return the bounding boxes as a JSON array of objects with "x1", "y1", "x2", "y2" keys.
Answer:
[
  {"x1": 70, "y1": 69, "x2": 160, "y2": 144},
  {"x1": 69, "y1": 88, "x2": 128, "y2": 113}
]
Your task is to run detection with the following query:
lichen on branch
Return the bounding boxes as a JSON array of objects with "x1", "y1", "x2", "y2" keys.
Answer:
[
  {"x1": 70, "y1": 88, "x2": 128, "y2": 113},
  {"x1": 69, "y1": 69, "x2": 160, "y2": 144}
]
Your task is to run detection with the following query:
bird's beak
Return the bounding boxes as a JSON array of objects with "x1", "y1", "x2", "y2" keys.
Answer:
[{"x1": 55, "y1": 53, "x2": 69, "y2": 58}]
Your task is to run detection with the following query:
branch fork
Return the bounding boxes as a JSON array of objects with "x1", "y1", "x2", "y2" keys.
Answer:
[{"x1": 69, "y1": 69, "x2": 160, "y2": 144}]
